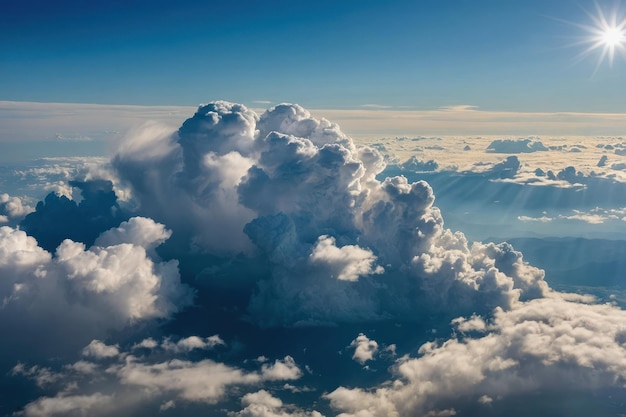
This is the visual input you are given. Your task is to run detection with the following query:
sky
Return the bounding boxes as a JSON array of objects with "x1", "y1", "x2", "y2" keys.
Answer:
[
  {"x1": 2, "y1": 0, "x2": 626, "y2": 111},
  {"x1": 5, "y1": 2, "x2": 626, "y2": 417}
]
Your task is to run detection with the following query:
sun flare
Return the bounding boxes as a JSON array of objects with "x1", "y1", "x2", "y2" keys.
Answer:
[
  {"x1": 602, "y1": 26, "x2": 625, "y2": 46},
  {"x1": 575, "y1": 2, "x2": 626, "y2": 71}
]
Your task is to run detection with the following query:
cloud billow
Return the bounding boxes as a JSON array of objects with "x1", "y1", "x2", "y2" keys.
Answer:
[
  {"x1": 9, "y1": 101, "x2": 626, "y2": 416},
  {"x1": 111, "y1": 101, "x2": 548, "y2": 327},
  {"x1": 20, "y1": 179, "x2": 128, "y2": 252}
]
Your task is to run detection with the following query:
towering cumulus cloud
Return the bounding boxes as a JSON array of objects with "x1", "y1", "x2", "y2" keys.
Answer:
[
  {"x1": 8, "y1": 101, "x2": 626, "y2": 416},
  {"x1": 112, "y1": 101, "x2": 548, "y2": 327}
]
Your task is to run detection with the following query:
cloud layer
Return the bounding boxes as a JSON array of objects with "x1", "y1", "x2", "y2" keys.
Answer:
[{"x1": 5, "y1": 101, "x2": 626, "y2": 416}]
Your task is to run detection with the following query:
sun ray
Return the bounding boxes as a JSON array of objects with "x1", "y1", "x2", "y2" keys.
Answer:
[{"x1": 555, "y1": 1, "x2": 626, "y2": 72}]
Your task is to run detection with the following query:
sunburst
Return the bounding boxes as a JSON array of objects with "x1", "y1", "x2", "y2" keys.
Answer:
[{"x1": 563, "y1": 1, "x2": 626, "y2": 73}]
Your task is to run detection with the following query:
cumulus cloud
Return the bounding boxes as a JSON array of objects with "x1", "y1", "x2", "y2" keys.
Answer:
[
  {"x1": 231, "y1": 390, "x2": 324, "y2": 417},
  {"x1": 350, "y1": 333, "x2": 379, "y2": 364},
  {"x1": 20, "y1": 179, "x2": 128, "y2": 252},
  {"x1": 326, "y1": 297, "x2": 626, "y2": 417},
  {"x1": 0, "y1": 218, "x2": 193, "y2": 360},
  {"x1": 517, "y1": 215, "x2": 553, "y2": 223},
  {"x1": 0, "y1": 193, "x2": 32, "y2": 224},
  {"x1": 399, "y1": 156, "x2": 439, "y2": 172},
  {"x1": 161, "y1": 335, "x2": 226, "y2": 353},
  {"x1": 10, "y1": 100, "x2": 626, "y2": 416},
  {"x1": 309, "y1": 235, "x2": 384, "y2": 281},
  {"x1": 14, "y1": 337, "x2": 305, "y2": 416},
  {"x1": 108, "y1": 101, "x2": 550, "y2": 327},
  {"x1": 82, "y1": 340, "x2": 120, "y2": 359},
  {"x1": 487, "y1": 155, "x2": 521, "y2": 179},
  {"x1": 20, "y1": 393, "x2": 114, "y2": 417},
  {"x1": 486, "y1": 138, "x2": 548, "y2": 153}
]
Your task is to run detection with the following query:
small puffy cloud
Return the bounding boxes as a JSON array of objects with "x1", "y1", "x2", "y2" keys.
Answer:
[
  {"x1": 241, "y1": 390, "x2": 283, "y2": 409},
  {"x1": 162, "y1": 335, "x2": 226, "y2": 353},
  {"x1": 451, "y1": 314, "x2": 487, "y2": 333},
  {"x1": 517, "y1": 215, "x2": 552, "y2": 223},
  {"x1": 260, "y1": 356, "x2": 302, "y2": 381},
  {"x1": 94, "y1": 216, "x2": 171, "y2": 253},
  {"x1": 159, "y1": 400, "x2": 176, "y2": 411},
  {"x1": 232, "y1": 390, "x2": 325, "y2": 417},
  {"x1": 349, "y1": 333, "x2": 379, "y2": 364},
  {"x1": 20, "y1": 393, "x2": 113, "y2": 417},
  {"x1": 114, "y1": 358, "x2": 261, "y2": 403},
  {"x1": 478, "y1": 395, "x2": 493, "y2": 405},
  {"x1": 309, "y1": 235, "x2": 384, "y2": 281},
  {"x1": 486, "y1": 138, "x2": 548, "y2": 153},
  {"x1": 0, "y1": 193, "x2": 32, "y2": 223},
  {"x1": 131, "y1": 338, "x2": 159, "y2": 350},
  {"x1": 558, "y1": 211, "x2": 606, "y2": 224},
  {"x1": 82, "y1": 340, "x2": 119, "y2": 359},
  {"x1": 487, "y1": 156, "x2": 521, "y2": 179},
  {"x1": 400, "y1": 156, "x2": 439, "y2": 172}
]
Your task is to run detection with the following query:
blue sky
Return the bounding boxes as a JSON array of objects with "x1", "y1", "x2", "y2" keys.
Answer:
[{"x1": 3, "y1": 0, "x2": 626, "y2": 111}]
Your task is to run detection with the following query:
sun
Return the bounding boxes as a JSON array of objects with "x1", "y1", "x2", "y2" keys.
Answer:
[
  {"x1": 574, "y1": 2, "x2": 626, "y2": 71},
  {"x1": 557, "y1": 1, "x2": 626, "y2": 73},
  {"x1": 602, "y1": 26, "x2": 625, "y2": 46}
]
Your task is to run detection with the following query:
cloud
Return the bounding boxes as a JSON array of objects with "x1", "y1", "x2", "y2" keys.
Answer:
[
  {"x1": 20, "y1": 393, "x2": 114, "y2": 417},
  {"x1": 0, "y1": 218, "x2": 193, "y2": 361},
  {"x1": 486, "y1": 138, "x2": 548, "y2": 153},
  {"x1": 9, "y1": 100, "x2": 626, "y2": 416},
  {"x1": 14, "y1": 337, "x2": 305, "y2": 416},
  {"x1": 108, "y1": 101, "x2": 551, "y2": 328},
  {"x1": 161, "y1": 335, "x2": 226, "y2": 353},
  {"x1": 487, "y1": 155, "x2": 521, "y2": 178},
  {"x1": 517, "y1": 215, "x2": 553, "y2": 223},
  {"x1": 231, "y1": 390, "x2": 324, "y2": 417},
  {"x1": 392, "y1": 156, "x2": 439, "y2": 172},
  {"x1": 309, "y1": 235, "x2": 384, "y2": 282},
  {"x1": 326, "y1": 297, "x2": 626, "y2": 417},
  {"x1": 557, "y1": 213, "x2": 606, "y2": 224},
  {"x1": 350, "y1": 333, "x2": 379, "y2": 364},
  {"x1": 82, "y1": 340, "x2": 120, "y2": 359},
  {"x1": 0, "y1": 193, "x2": 32, "y2": 224},
  {"x1": 20, "y1": 179, "x2": 129, "y2": 252}
]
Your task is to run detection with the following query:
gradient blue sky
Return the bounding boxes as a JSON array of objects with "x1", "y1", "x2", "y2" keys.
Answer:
[{"x1": 2, "y1": 0, "x2": 626, "y2": 112}]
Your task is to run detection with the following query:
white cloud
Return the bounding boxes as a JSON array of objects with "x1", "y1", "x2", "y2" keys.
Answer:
[
  {"x1": 82, "y1": 340, "x2": 120, "y2": 359},
  {"x1": 260, "y1": 356, "x2": 302, "y2": 381},
  {"x1": 0, "y1": 219, "x2": 193, "y2": 359},
  {"x1": 558, "y1": 211, "x2": 607, "y2": 224},
  {"x1": 114, "y1": 357, "x2": 261, "y2": 403},
  {"x1": 326, "y1": 297, "x2": 626, "y2": 416},
  {"x1": 162, "y1": 335, "x2": 225, "y2": 353},
  {"x1": 20, "y1": 393, "x2": 113, "y2": 417},
  {"x1": 110, "y1": 101, "x2": 553, "y2": 326},
  {"x1": 231, "y1": 390, "x2": 325, "y2": 417},
  {"x1": 309, "y1": 235, "x2": 384, "y2": 281},
  {"x1": 517, "y1": 215, "x2": 553, "y2": 223},
  {"x1": 16, "y1": 339, "x2": 306, "y2": 415},
  {"x1": 94, "y1": 216, "x2": 172, "y2": 256},
  {"x1": 8, "y1": 100, "x2": 626, "y2": 416},
  {"x1": 0, "y1": 193, "x2": 32, "y2": 222},
  {"x1": 350, "y1": 333, "x2": 379, "y2": 364}
]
